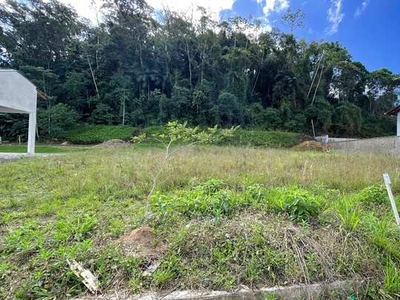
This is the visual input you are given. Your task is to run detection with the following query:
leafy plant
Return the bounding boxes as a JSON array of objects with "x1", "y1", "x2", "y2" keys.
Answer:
[
  {"x1": 271, "y1": 188, "x2": 321, "y2": 223},
  {"x1": 133, "y1": 121, "x2": 238, "y2": 213},
  {"x1": 383, "y1": 260, "x2": 400, "y2": 297},
  {"x1": 358, "y1": 185, "x2": 387, "y2": 205},
  {"x1": 335, "y1": 197, "x2": 361, "y2": 231}
]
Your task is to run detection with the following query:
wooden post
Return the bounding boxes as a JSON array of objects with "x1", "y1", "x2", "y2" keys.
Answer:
[{"x1": 383, "y1": 173, "x2": 400, "y2": 226}]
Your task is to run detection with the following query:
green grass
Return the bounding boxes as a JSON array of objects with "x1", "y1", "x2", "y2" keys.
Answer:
[
  {"x1": 1, "y1": 146, "x2": 400, "y2": 298},
  {"x1": 65, "y1": 124, "x2": 302, "y2": 148},
  {"x1": 67, "y1": 124, "x2": 136, "y2": 144},
  {"x1": 0, "y1": 145, "x2": 72, "y2": 153}
]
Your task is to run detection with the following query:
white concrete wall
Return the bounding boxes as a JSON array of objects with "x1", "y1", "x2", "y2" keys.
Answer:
[
  {"x1": 0, "y1": 70, "x2": 37, "y2": 113},
  {"x1": 330, "y1": 136, "x2": 400, "y2": 156},
  {"x1": 397, "y1": 113, "x2": 400, "y2": 137},
  {"x1": 0, "y1": 69, "x2": 37, "y2": 154}
]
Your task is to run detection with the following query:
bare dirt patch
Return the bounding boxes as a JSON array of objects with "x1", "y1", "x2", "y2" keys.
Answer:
[
  {"x1": 116, "y1": 226, "x2": 166, "y2": 259},
  {"x1": 292, "y1": 140, "x2": 325, "y2": 152}
]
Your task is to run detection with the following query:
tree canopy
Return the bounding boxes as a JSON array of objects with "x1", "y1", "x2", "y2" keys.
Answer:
[{"x1": 1, "y1": 0, "x2": 399, "y2": 139}]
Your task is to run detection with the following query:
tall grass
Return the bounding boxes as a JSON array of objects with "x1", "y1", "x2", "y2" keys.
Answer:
[{"x1": 1, "y1": 146, "x2": 400, "y2": 298}]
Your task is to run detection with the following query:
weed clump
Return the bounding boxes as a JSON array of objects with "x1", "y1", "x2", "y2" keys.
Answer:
[
  {"x1": 357, "y1": 185, "x2": 387, "y2": 205},
  {"x1": 266, "y1": 187, "x2": 322, "y2": 223}
]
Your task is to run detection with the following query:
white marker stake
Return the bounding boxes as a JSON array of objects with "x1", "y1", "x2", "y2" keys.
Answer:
[{"x1": 383, "y1": 173, "x2": 400, "y2": 226}]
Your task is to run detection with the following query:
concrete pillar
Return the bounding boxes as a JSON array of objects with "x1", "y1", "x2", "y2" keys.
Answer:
[
  {"x1": 397, "y1": 112, "x2": 400, "y2": 137},
  {"x1": 27, "y1": 111, "x2": 36, "y2": 155}
]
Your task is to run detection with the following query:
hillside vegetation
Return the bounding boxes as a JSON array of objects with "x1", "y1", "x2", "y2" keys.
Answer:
[
  {"x1": 1, "y1": 147, "x2": 400, "y2": 298},
  {"x1": 1, "y1": 0, "x2": 399, "y2": 143}
]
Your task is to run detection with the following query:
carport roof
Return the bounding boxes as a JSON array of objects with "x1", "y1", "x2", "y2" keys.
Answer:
[
  {"x1": 385, "y1": 104, "x2": 400, "y2": 116},
  {"x1": 0, "y1": 69, "x2": 48, "y2": 100}
]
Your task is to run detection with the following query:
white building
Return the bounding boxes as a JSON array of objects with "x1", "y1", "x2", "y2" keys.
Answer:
[
  {"x1": 385, "y1": 104, "x2": 400, "y2": 137},
  {"x1": 0, "y1": 69, "x2": 38, "y2": 154}
]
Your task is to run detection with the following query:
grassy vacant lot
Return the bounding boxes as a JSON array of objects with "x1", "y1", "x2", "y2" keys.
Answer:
[
  {"x1": 1, "y1": 146, "x2": 400, "y2": 298},
  {"x1": 0, "y1": 145, "x2": 72, "y2": 153}
]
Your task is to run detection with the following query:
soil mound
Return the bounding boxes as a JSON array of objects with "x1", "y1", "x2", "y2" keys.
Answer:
[
  {"x1": 116, "y1": 226, "x2": 165, "y2": 258},
  {"x1": 94, "y1": 139, "x2": 129, "y2": 148},
  {"x1": 292, "y1": 140, "x2": 326, "y2": 152}
]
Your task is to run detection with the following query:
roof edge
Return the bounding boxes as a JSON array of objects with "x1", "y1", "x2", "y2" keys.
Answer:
[
  {"x1": 385, "y1": 104, "x2": 400, "y2": 116},
  {"x1": 0, "y1": 69, "x2": 37, "y2": 89}
]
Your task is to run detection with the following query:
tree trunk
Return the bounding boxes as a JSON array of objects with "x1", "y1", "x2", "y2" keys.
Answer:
[
  {"x1": 200, "y1": 46, "x2": 205, "y2": 83},
  {"x1": 87, "y1": 54, "x2": 100, "y2": 99},
  {"x1": 122, "y1": 97, "x2": 126, "y2": 126},
  {"x1": 148, "y1": 80, "x2": 151, "y2": 102},
  {"x1": 185, "y1": 40, "x2": 193, "y2": 90}
]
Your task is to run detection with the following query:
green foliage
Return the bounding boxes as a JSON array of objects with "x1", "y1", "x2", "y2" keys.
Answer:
[
  {"x1": 268, "y1": 187, "x2": 321, "y2": 223},
  {"x1": 67, "y1": 125, "x2": 135, "y2": 144},
  {"x1": 383, "y1": 260, "x2": 400, "y2": 297},
  {"x1": 88, "y1": 103, "x2": 115, "y2": 125},
  {"x1": 220, "y1": 129, "x2": 302, "y2": 148},
  {"x1": 152, "y1": 185, "x2": 241, "y2": 219},
  {"x1": 332, "y1": 101, "x2": 363, "y2": 136},
  {"x1": 151, "y1": 182, "x2": 323, "y2": 223},
  {"x1": 334, "y1": 196, "x2": 361, "y2": 231},
  {"x1": 305, "y1": 98, "x2": 333, "y2": 132},
  {"x1": 1, "y1": 0, "x2": 399, "y2": 139},
  {"x1": 357, "y1": 185, "x2": 387, "y2": 205},
  {"x1": 37, "y1": 104, "x2": 80, "y2": 139},
  {"x1": 264, "y1": 108, "x2": 283, "y2": 130},
  {"x1": 133, "y1": 121, "x2": 238, "y2": 146},
  {"x1": 54, "y1": 214, "x2": 97, "y2": 242},
  {"x1": 214, "y1": 92, "x2": 244, "y2": 126},
  {"x1": 360, "y1": 214, "x2": 400, "y2": 262}
]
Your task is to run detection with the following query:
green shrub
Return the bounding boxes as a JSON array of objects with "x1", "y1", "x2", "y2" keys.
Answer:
[
  {"x1": 268, "y1": 187, "x2": 321, "y2": 223},
  {"x1": 88, "y1": 103, "x2": 115, "y2": 125},
  {"x1": 357, "y1": 185, "x2": 387, "y2": 205},
  {"x1": 218, "y1": 129, "x2": 302, "y2": 148},
  {"x1": 67, "y1": 124, "x2": 135, "y2": 144},
  {"x1": 37, "y1": 104, "x2": 79, "y2": 139},
  {"x1": 282, "y1": 189, "x2": 321, "y2": 223},
  {"x1": 151, "y1": 181, "x2": 267, "y2": 219},
  {"x1": 78, "y1": 125, "x2": 301, "y2": 148},
  {"x1": 151, "y1": 182, "x2": 322, "y2": 222}
]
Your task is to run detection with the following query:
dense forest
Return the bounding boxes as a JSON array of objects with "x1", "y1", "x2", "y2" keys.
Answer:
[{"x1": 1, "y1": 0, "x2": 400, "y2": 141}]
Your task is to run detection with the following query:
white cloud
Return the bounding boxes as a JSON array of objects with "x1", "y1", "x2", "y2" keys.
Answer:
[
  {"x1": 253, "y1": 0, "x2": 289, "y2": 31},
  {"x1": 262, "y1": 0, "x2": 289, "y2": 17},
  {"x1": 148, "y1": 0, "x2": 235, "y2": 21},
  {"x1": 355, "y1": 0, "x2": 370, "y2": 17},
  {"x1": 326, "y1": 0, "x2": 344, "y2": 35},
  {"x1": 58, "y1": 0, "x2": 100, "y2": 23},
  {"x1": 55, "y1": 0, "x2": 235, "y2": 23}
]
